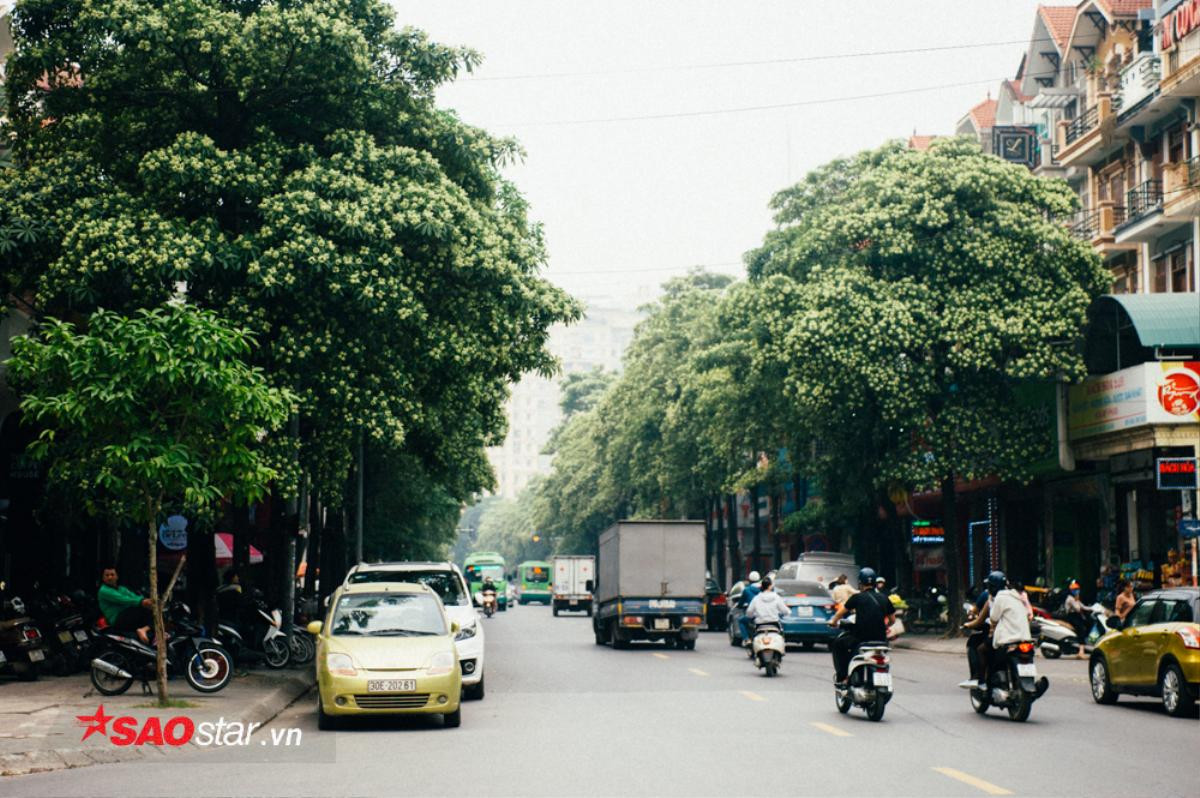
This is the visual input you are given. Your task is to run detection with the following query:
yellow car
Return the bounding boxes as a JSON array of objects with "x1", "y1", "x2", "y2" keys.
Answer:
[
  {"x1": 308, "y1": 581, "x2": 463, "y2": 730},
  {"x1": 1089, "y1": 587, "x2": 1200, "y2": 717}
]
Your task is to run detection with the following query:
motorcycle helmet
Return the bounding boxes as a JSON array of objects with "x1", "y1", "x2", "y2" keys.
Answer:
[
  {"x1": 748, "y1": 570, "x2": 761, "y2": 583},
  {"x1": 857, "y1": 567, "x2": 877, "y2": 587},
  {"x1": 985, "y1": 570, "x2": 1007, "y2": 596}
]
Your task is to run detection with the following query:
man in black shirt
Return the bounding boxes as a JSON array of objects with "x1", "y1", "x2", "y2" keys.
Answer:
[{"x1": 827, "y1": 568, "x2": 893, "y2": 685}]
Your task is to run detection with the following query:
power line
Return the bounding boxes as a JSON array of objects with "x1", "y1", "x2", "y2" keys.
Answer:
[{"x1": 460, "y1": 37, "x2": 1060, "y2": 83}]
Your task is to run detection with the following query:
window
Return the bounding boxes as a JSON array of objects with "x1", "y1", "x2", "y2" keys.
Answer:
[
  {"x1": 1126, "y1": 600, "x2": 1156, "y2": 628},
  {"x1": 1110, "y1": 252, "x2": 1139, "y2": 294},
  {"x1": 1168, "y1": 125, "x2": 1187, "y2": 164},
  {"x1": 330, "y1": 592, "x2": 447, "y2": 636},
  {"x1": 1166, "y1": 601, "x2": 1194, "y2": 623},
  {"x1": 1148, "y1": 600, "x2": 1168, "y2": 625},
  {"x1": 1153, "y1": 255, "x2": 1169, "y2": 293},
  {"x1": 348, "y1": 569, "x2": 469, "y2": 606},
  {"x1": 1170, "y1": 248, "x2": 1194, "y2": 293}
]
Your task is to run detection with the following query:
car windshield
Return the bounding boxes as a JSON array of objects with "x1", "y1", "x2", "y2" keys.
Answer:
[
  {"x1": 775, "y1": 580, "x2": 830, "y2": 597},
  {"x1": 467, "y1": 565, "x2": 504, "y2": 582},
  {"x1": 330, "y1": 592, "x2": 446, "y2": 636},
  {"x1": 348, "y1": 570, "x2": 470, "y2": 606}
]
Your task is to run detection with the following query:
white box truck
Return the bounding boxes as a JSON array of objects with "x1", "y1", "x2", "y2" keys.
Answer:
[{"x1": 551, "y1": 555, "x2": 595, "y2": 616}]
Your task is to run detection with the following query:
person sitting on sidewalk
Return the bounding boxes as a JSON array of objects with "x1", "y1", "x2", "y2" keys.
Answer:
[{"x1": 98, "y1": 566, "x2": 153, "y2": 644}]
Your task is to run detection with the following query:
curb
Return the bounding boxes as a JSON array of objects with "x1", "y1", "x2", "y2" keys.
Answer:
[{"x1": 0, "y1": 670, "x2": 314, "y2": 778}]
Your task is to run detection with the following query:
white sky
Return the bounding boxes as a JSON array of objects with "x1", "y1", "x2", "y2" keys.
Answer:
[{"x1": 388, "y1": 0, "x2": 1050, "y2": 305}]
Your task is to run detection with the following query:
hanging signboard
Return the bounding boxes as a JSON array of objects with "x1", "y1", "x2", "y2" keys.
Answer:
[
  {"x1": 1158, "y1": 458, "x2": 1198, "y2": 490},
  {"x1": 1068, "y1": 362, "x2": 1200, "y2": 440}
]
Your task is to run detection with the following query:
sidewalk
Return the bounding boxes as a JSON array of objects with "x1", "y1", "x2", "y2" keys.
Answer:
[
  {"x1": 893, "y1": 632, "x2": 1095, "y2": 657},
  {"x1": 0, "y1": 666, "x2": 314, "y2": 777}
]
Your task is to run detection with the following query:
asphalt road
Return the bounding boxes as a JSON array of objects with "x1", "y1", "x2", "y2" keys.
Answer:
[{"x1": 6, "y1": 605, "x2": 1197, "y2": 798}]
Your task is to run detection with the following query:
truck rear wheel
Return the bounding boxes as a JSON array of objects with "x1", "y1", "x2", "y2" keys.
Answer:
[{"x1": 611, "y1": 622, "x2": 629, "y2": 650}]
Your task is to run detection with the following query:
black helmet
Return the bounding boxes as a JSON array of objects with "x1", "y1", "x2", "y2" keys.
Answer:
[
  {"x1": 857, "y1": 567, "x2": 877, "y2": 587},
  {"x1": 986, "y1": 571, "x2": 1007, "y2": 596}
]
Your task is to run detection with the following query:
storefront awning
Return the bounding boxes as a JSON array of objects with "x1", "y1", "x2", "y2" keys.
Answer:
[{"x1": 1100, "y1": 293, "x2": 1200, "y2": 349}]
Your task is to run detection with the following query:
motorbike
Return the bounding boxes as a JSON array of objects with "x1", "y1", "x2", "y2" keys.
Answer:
[
  {"x1": 751, "y1": 621, "x2": 786, "y2": 677},
  {"x1": 0, "y1": 585, "x2": 49, "y2": 681},
  {"x1": 478, "y1": 589, "x2": 498, "y2": 618},
  {"x1": 962, "y1": 638, "x2": 1049, "y2": 722},
  {"x1": 834, "y1": 618, "x2": 892, "y2": 721},
  {"x1": 214, "y1": 588, "x2": 290, "y2": 669},
  {"x1": 1031, "y1": 613, "x2": 1081, "y2": 659},
  {"x1": 90, "y1": 602, "x2": 233, "y2": 695},
  {"x1": 28, "y1": 590, "x2": 91, "y2": 675}
]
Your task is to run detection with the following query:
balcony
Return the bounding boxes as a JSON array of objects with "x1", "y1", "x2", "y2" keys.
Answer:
[
  {"x1": 1163, "y1": 156, "x2": 1200, "y2": 221},
  {"x1": 1068, "y1": 202, "x2": 1135, "y2": 254},
  {"x1": 1114, "y1": 53, "x2": 1160, "y2": 120},
  {"x1": 1114, "y1": 180, "x2": 1165, "y2": 244},
  {"x1": 1055, "y1": 96, "x2": 1117, "y2": 168},
  {"x1": 1161, "y1": 28, "x2": 1200, "y2": 99}
]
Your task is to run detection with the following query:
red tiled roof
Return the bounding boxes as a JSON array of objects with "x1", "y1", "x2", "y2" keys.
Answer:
[
  {"x1": 907, "y1": 135, "x2": 938, "y2": 151},
  {"x1": 1005, "y1": 79, "x2": 1032, "y2": 103},
  {"x1": 1038, "y1": 5, "x2": 1077, "y2": 52},
  {"x1": 1093, "y1": 0, "x2": 1151, "y2": 18},
  {"x1": 968, "y1": 98, "x2": 998, "y2": 131}
]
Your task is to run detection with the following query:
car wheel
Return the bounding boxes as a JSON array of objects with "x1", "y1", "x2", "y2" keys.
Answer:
[
  {"x1": 465, "y1": 674, "x2": 485, "y2": 701},
  {"x1": 1089, "y1": 656, "x2": 1118, "y2": 705},
  {"x1": 1159, "y1": 662, "x2": 1193, "y2": 718},
  {"x1": 443, "y1": 707, "x2": 462, "y2": 728}
]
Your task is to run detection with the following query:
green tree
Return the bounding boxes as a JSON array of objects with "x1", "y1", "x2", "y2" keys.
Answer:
[
  {"x1": 747, "y1": 138, "x2": 1108, "y2": 625},
  {"x1": 8, "y1": 303, "x2": 293, "y2": 704}
]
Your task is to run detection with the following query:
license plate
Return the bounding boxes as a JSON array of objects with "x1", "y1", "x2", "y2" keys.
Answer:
[
  {"x1": 1017, "y1": 663, "x2": 1037, "y2": 678},
  {"x1": 367, "y1": 679, "x2": 416, "y2": 693},
  {"x1": 74, "y1": 630, "x2": 89, "y2": 642},
  {"x1": 28, "y1": 649, "x2": 45, "y2": 662},
  {"x1": 873, "y1": 672, "x2": 892, "y2": 688},
  {"x1": 58, "y1": 630, "x2": 73, "y2": 643},
  {"x1": 653, "y1": 618, "x2": 670, "y2": 630},
  {"x1": 795, "y1": 606, "x2": 813, "y2": 617},
  {"x1": 570, "y1": 599, "x2": 578, "y2": 606}
]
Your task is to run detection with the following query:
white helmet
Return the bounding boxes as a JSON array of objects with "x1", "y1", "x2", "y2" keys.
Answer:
[{"x1": 748, "y1": 570, "x2": 761, "y2": 583}]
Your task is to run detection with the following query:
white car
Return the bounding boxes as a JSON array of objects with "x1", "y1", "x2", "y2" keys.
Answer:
[{"x1": 344, "y1": 561, "x2": 486, "y2": 700}]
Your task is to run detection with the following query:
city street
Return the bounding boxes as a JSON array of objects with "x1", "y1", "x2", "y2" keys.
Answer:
[{"x1": 7, "y1": 605, "x2": 1196, "y2": 798}]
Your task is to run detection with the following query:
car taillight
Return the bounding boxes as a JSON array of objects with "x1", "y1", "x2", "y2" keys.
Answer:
[
  {"x1": 1177, "y1": 628, "x2": 1200, "y2": 650},
  {"x1": 22, "y1": 627, "x2": 40, "y2": 642},
  {"x1": 621, "y1": 616, "x2": 643, "y2": 627},
  {"x1": 682, "y1": 616, "x2": 703, "y2": 626},
  {"x1": 794, "y1": 593, "x2": 807, "y2": 598},
  {"x1": 711, "y1": 594, "x2": 727, "y2": 606}
]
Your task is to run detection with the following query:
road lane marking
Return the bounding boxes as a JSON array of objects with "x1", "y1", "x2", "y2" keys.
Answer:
[
  {"x1": 652, "y1": 652, "x2": 670, "y2": 660},
  {"x1": 687, "y1": 668, "x2": 709, "y2": 677},
  {"x1": 932, "y1": 768, "x2": 1013, "y2": 796},
  {"x1": 739, "y1": 690, "x2": 765, "y2": 702},
  {"x1": 810, "y1": 722, "x2": 852, "y2": 737}
]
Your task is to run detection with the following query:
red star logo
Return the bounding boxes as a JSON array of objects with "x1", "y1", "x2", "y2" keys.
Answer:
[{"x1": 77, "y1": 705, "x2": 115, "y2": 741}]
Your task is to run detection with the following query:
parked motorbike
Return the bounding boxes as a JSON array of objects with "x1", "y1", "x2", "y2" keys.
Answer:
[
  {"x1": 28, "y1": 590, "x2": 91, "y2": 675},
  {"x1": 0, "y1": 585, "x2": 49, "y2": 681},
  {"x1": 90, "y1": 602, "x2": 233, "y2": 695},
  {"x1": 834, "y1": 618, "x2": 892, "y2": 721},
  {"x1": 961, "y1": 639, "x2": 1048, "y2": 722},
  {"x1": 751, "y1": 621, "x2": 786, "y2": 677},
  {"x1": 214, "y1": 588, "x2": 290, "y2": 669},
  {"x1": 1031, "y1": 614, "x2": 1081, "y2": 659}
]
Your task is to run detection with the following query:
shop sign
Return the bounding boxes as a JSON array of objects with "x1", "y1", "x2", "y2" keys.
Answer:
[
  {"x1": 1161, "y1": 0, "x2": 1200, "y2": 51},
  {"x1": 157, "y1": 515, "x2": 188, "y2": 551},
  {"x1": 911, "y1": 519, "x2": 945, "y2": 544},
  {"x1": 1158, "y1": 458, "x2": 1198, "y2": 490},
  {"x1": 1068, "y1": 362, "x2": 1200, "y2": 440},
  {"x1": 913, "y1": 547, "x2": 945, "y2": 571}
]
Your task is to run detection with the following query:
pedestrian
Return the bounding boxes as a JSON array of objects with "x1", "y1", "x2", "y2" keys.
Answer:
[
  {"x1": 1114, "y1": 579, "x2": 1136, "y2": 621},
  {"x1": 97, "y1": 566, "x2": 154, "y2": 644}
]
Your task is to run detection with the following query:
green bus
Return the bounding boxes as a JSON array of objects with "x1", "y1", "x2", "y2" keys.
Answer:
[
  {"x1": 463, "y1": 551, "x2": 507, "y2": 611},
  {"x1": 516, "y1": 560, "x2": 552, "y2": 605}
]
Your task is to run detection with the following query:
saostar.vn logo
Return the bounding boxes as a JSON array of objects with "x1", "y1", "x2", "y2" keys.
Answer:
[{"x1": 77, "y1": 705, "x2": 300, "y2": 747}]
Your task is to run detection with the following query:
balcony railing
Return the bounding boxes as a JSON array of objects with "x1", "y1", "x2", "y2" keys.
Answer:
[
  {"x1": 1116, "y1": 53, "x2": 1161, "y2": 112},
  {"x1": 1064, "y1": 105, "x2": 1100, "y2": 146},
  {"x1": 1189, "y1": 156, "x2": 1200, "y2": 189},
  {"x1": 1124, "y1": 180, "x2": 1163, "y2": 222}
]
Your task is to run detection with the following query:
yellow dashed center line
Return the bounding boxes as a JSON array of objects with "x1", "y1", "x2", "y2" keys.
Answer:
[
  {"x1": 739, "y1": 690, "x2": 765, "y2": 702},
  {"x1": 687, "y1": 668, "x2": 709, "y2": 677},
  {"x1": 932, "y1": 767, "x2": 1013, "y2": 796},
  {"x1": 810, "y1": 722, "x2": 852, "y2": 737},
  {"x1": 652, "y1": 652, "x2": 670, "y2": 660}
]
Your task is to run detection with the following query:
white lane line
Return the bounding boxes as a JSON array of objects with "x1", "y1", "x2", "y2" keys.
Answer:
[
  {"x1": 687, "y1": 668, "x2": 709, "y2": 677},
  {"x1": 652, "y1": 652, "x2": 670, "y2": 660},
  {"x1": 810, "y1": 722, "x2": 852, "y2": 738},
  {"x1": 739, "y1": 690, "x2": 765, "y2": 702},
  {"x1": 932, "y1": 767, "x2": 1013, "y2": 796}
]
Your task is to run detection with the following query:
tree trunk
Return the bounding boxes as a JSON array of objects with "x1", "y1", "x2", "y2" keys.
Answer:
[
  {"x1": 882, "y1": 491, "x2": 914, "y2": 598},
  {"x1": 232, "y1": 501, "x2": 250, "y2": 574},
  {"x1": 941, "y1": 476, "x2": 963, "y2": 634},
  {"x1": 771, "y1": 489, "x2": 783, "y2": 565},
  {"x1": 751, "y1": 483, "x2": 762, "y2": 574},
  {"x1": 726, "y1": 493, "x2": 740, "y2": 581},
  {"x1": 303, "y1": 492, "x2": 322, "y2": 599},
  {"x1": 715, "y1": 493, "x2": 727, "y2": 589},
  {"x1": 146, "y1": 514, "x2": 169, "y2": 706}
]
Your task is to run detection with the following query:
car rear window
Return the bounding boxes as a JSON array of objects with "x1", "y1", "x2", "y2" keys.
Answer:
[
  {"x1": 1166, "y1": 600, "x2": 1194, "y2": 623},
  {"x1": 348, "y1": 570, "x2": 469, "y2": 606},
  {"x1": 775, "y1": 580, "x2": 830, "y2": 597}
]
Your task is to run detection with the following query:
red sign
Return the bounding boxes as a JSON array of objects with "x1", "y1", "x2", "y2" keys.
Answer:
[
  {"x1": 1162, "y1": 0, "x2": 1200, "y2": 51},
  {"x1": 1158, "y1": 367, "x2": 1200, "y2": 416},
  {"x1": 1158, "y1": 458, "x2": 1199, "y2": 490}
]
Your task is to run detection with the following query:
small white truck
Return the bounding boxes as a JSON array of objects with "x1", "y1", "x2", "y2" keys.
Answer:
[{"x1": 551, "y1": 555, "x2": 595, "y2": 617}]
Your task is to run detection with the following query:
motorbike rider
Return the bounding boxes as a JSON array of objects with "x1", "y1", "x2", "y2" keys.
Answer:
[
  {"x1": 745, "y1": 576, "x2": 791, "y2": 635},
  {"x1": 962, "y1": 579, "x2": 994, "y2": 686},
  {"x1": 1061, "y1": 580, "x2": 1089, "y2": 657},
  {"x1": 97, "y1": 566, "x2": 154, "y2": 645},
  {"x1": 827, "y1": 567, "x2": 893, "y2": 686},
  {"x1": 965, "y1": 571, "x2": 1032, "y2": 688},
  {"x1": 481, "y1": 576, "x2": 498, "y2": 608},
  {"x1": 737, "y1": 570, "x2": 763, "y2": 646}
]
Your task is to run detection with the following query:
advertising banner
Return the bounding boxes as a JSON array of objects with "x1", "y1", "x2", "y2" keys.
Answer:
[{"x1": 1068, "y1": 361, "x2": 1200, "y2": 440}]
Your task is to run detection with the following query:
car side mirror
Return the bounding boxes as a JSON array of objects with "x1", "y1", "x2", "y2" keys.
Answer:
[
  {"x1": 451, "y1": 621, "x2": 460, "y2": 634},
  {"x1": 1105, "y1": 616, "x2": 1123, "y2": 631},
  {"x1": 585, "y1": 580, "x2": 594, "y2": 593},
  {"x1": 306, "y1": 620, "x2": 323, "y2": 636}
]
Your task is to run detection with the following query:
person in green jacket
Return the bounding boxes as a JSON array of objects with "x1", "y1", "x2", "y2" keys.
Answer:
[{"x1": 98, "y1": 566, "x2": 153, "y2": 644}]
